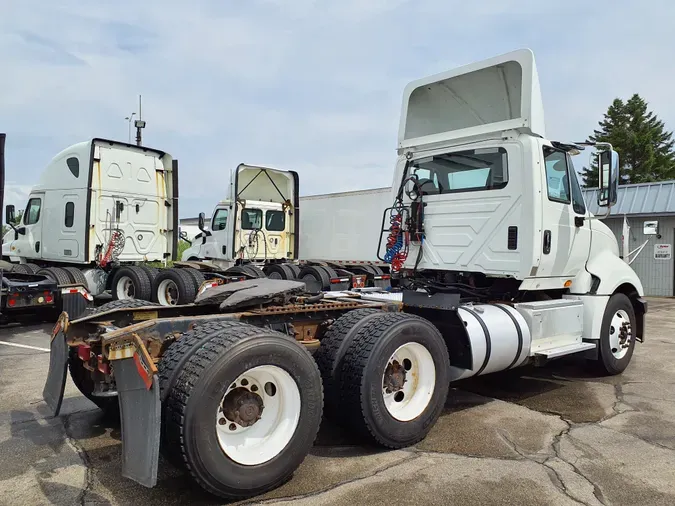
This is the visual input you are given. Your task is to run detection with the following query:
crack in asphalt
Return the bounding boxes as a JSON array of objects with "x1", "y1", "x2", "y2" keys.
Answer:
[
  {"x1": 251, "y1": 453, "x2": 422, "y2": 505},
  {"x1": 61, "y1": 412, "x2": 95, "y2": 506}
]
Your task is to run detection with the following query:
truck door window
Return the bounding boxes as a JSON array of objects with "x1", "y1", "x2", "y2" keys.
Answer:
[
  {"x1": 64, "y1": 202, "x2": 75, "y2": 227},
  {"x1": 212, "y1": 209, "x2": 228, "y2": 231},
  {"x1": 265, "y1": 210, "x2": 285, "y2": 231},
  {"x1": 567, "y1": 155, "x2": 587, "y2": 215},
  {"x1": 24, "y1": 198, "x2": 42, "y2": 225},
  {"x1": 241, "y1": 208, "x2": 262, "y2": 230},
  {"x1": 411, "y1": 147, "x2": 507, "y2": 194},
  {"x1": 543, "y1": 148, "x2": 571, "y2": 203}
]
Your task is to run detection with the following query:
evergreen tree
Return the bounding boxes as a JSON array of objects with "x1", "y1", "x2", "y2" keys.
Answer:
[{"x1": 580, "y1": 94, "x2": 675, "y2": 187}]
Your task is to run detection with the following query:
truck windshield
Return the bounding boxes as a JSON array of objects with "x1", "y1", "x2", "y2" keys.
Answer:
[{"x1": 411, "y1": 147, "x2": 508, "y2": 195}]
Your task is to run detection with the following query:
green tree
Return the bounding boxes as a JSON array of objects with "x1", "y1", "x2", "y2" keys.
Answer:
[{"x1": 580, "y1": 94, "x2": 675, "y2": 187}]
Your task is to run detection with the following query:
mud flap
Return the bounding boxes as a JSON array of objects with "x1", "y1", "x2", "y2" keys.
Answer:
[
  {"x1": 114, "y1": 357, "x2": 161, "y2": 488},
  {"x1": 42, "y1": 329, "x2": 68, "y2": 417}
]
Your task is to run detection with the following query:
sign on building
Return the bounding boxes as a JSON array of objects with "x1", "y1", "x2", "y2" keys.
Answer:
[{"x1": 654, "y1": 243, "x2": 671, "y2": 260}]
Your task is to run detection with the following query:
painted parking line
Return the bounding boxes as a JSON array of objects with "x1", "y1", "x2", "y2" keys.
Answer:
[{"x1": 0, "y1": 340, "x2": 49, "y2": 352}]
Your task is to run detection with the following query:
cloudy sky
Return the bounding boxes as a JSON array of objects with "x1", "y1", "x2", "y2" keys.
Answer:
[{"x1": 1, "y1": 0, "x2": 674, "y2": 218}]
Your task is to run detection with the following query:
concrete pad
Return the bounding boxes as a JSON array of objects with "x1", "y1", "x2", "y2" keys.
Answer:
[
  {"x1": 417, "y1": 389, "x2": 568, "y2": 460},
  {"x1": 268, "y1": 452, "x2": 583, "y2": 506},
  {"x1": 559, "y1": 424, "x2": 675, "y2": 506}
]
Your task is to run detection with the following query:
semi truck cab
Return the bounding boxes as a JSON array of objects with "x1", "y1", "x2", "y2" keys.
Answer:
[{"x1": 182, "y1": 164, "x2": 299, "y2": 270}]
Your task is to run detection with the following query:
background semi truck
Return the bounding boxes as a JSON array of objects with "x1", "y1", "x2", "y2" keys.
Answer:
[
  {"x1": 0, "y1": 138, "x2": 247, "y2": 313},
  {"x1": 43, "y1": 49, "x2": 646, "y2": 500},
  {"x1": 180, "y1": 169, "x2": 392, "y2": 292}
]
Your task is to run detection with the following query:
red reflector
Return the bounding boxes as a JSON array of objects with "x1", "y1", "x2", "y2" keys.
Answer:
[
  {"x1": 69, "y1": 289, "x2": 78, "y2": 294},
  {"x1": 382, "y1": 275, "x2": 391, "y2": 280},
  {"x1": 78, "y1": 345, "x2": 92, "y2": 362},
  {"x1": 330, "y1": 278, "x2": 341, "y2": 284},
  {"x1": 8, "y1": 299, "x2": 16, "y2": 307},
  {"x1": 97, "y1": 355, "x2": 110, "y2": 375}
]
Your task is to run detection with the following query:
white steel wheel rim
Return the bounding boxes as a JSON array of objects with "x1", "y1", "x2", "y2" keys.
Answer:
[
  {"x1": 116, "y1": 275, "x2": 135, "y2": 299},
  {"x1": 382, "y1": 342, "x2": 436, "y2": 422},
  {"x1": 609, "y1": 309, "x2": 632, "y2": 359},
  {"x1": 215, "y1": 365, "x2": 301, "y2": 466},
  {"x1": 157, "y1": 279, "x2": 179, "y2": 306}
]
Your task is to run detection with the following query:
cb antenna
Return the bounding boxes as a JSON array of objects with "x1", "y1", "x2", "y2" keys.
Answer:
[{"x1": 135, "y1": 95, "x2": 146, "y2": 146}]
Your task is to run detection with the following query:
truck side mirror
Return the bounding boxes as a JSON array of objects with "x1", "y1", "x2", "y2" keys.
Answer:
[
  {"x1": 597, "y1": 149, "x2": 619, "y2": 208},
  {"x1": 198, "y1": 212, "x2": 206, "y2": 232},
  {"x1": 5, "y1": 205, "x2": 15, "y2": 225}
]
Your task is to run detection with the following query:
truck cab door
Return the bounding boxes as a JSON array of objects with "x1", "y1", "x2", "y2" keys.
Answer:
[
  {"x1": 537, "y1": 146, "x2": 591, "y2": 278},
  {"x1": 11, "y1": 194, "x2": 44, "y2": 259},
  {"x1": 202, "y1": 207, "x2": 229, "y2": 259}
]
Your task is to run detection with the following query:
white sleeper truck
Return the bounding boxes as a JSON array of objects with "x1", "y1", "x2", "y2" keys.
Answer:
[
  {"x1": 43, "y1": 49, "x2": 646, "y2": 500},
  {"x1": 1, "y1": 138, "x2": 197, "y2": 311}
]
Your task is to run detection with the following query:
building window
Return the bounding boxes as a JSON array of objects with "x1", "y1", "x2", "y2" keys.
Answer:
[{"x1": 65, "y1": 202, "x2": 75, "y2": 227}]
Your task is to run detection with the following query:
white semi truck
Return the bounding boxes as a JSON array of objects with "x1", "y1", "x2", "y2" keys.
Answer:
[
  {"x1": 0, "y1": 138, "x2": 207, "y2": 311},
  {"x1": 43, "y1": 49, "x2": 646, "y2": 500},
  {"x1": 180, "y1": 169, "x2": 391, "y2": 292}
]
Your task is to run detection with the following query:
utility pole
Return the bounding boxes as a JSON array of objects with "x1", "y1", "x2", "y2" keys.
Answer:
[{"x1": 134, "y1": 95, "x2": 146, "y2": 146}]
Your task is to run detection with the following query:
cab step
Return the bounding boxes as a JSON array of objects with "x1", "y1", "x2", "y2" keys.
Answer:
[{"x1": 534, "y1": 341, "x2": 596, "y2": 359}]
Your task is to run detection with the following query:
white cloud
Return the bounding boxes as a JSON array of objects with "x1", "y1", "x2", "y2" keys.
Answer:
[{"x1": 1, "y1": 0, "x2": 674, "y2": 217}]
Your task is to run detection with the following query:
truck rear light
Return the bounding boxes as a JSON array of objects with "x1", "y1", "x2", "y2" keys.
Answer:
[
  {"x1": 44, "y1": 290, "x2": 54, "y2": 303},
  {"x1": 77, "y1": 344, "x2": 92, "y2": 362},
  {"x1": 7, "y1": 297, "x2": 16, "y2": 307}
]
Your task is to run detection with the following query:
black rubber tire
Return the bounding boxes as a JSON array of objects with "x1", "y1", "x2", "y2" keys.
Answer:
[
  {"x1": 158, "y1": 320, "x2": 254, "y2": 468},
  {"x1": 162, "y1": 321, "x2": 323, "y2": 499},
  {"x1": 24, "y1": 263, "x2": 41, "y2": 274},
  {"x1": 37, "y1": 267, "x2": 72, "y2": 286},
  {"x1": 111, "y1": 266, "x2": 152, "y2": 301},
  {"x1": 225, "y1": 265, "x2": 255, "y2": 278},
  {"x1": 264, "y1": 263, "x2": 294, "y2": 280},
  {"x1": 62, "y1": 267, "x2": 89, "y2": 288},
  {"x1": 68, "y1": 348, "x2": 119, "y2": 416},
  {"x1": 179, "y1": 267, "x2": 205, "y2": 290},
  {"x1": 152, "y1": 268, "x2": 197, "y2": 305},
  {"x1": 592, "y1": 293, "x2": 637, "y2": 375},
  {"x1": 83, "y1": 298, "x2": 158, "y2": 317},
  {"x1": 338, "y1": 312, "x2": 450, "y2": 448},
  {"x1": 139, "y1": 265, "x2": 161, "y2": 285},
  {"x1": 314, "y1": 308, "x2": 383, "y2": 419},
  {"x1": 243, "y1": 265, "x2": 266, "y2": 278},
  {"x1": 298, "y1": 265, "x2": 331, "y2": 291},
  {"x1": 368, "y1": 265, "x2": 384, "y2": 275},
  {"x1": 12, "y1": 264, "x2": 32, "y2": 274},
  {"x1": 285, "y1": 263, "x2": 301, "y2": 279}
]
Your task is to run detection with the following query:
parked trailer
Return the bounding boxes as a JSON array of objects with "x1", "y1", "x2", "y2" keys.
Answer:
[{"x1": 43, "y1": 49, "x2": 646, "y2": 499}]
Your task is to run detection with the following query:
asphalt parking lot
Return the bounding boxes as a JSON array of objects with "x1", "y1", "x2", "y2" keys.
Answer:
[{"x1": 0, "y1": 299, "x2": 674, "y2": 506}]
